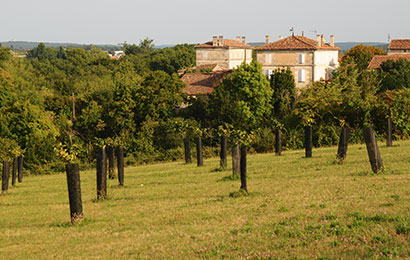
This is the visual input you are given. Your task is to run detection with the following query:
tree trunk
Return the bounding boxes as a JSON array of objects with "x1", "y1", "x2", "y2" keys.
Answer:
[
  {"x1": 17, "y1": 156, "x2": 23, "y2": 183},
  {"x1": 12, "y1": 157, "x2": 17, "y2": 186},
  {"x1": 232, "y1": 145, "x2": 240, "y2": 178},
  {"x1": 220, "y1": 135, "x2": 227, "y2": 169},
  {"x1": 195, "y1": 136, "x2": 203, "y2": 166},
  {"x1": 183, "y1": 138, "x2": 191, "y2": 163},
  {"x1": 363, "y1": 127, "x2": 384, "y2": 174},
  {"x1": 305, "y1": 126, "x2": 312, "y2": 158},
  {"x1": 275, "y1": 128, "x2": 282, "y2": 156},
  {"x1": 337, "y1": 127, "x2": 350, "y2": 160},
  {"x1": 386, "y1": 117, "x2": 393, "y2": 147},
  {"x1": 116, "y1": 146, "x2": 124, "y2": 187},
  {"x1": 65, "y1": 163, "x2": 83, "y2": 223},
  {"x1": 240, "y1": 146, "x2": 247, "y2": 192},
  {"x1": 107, "y1": 145, "x2": 115, "y2": 179},
  {"x1": 2, "y1": 161, "x2": 10, "y2": 194},
  {"x1": 96, "y1": 147, "x2": 107, "y2": 200}
]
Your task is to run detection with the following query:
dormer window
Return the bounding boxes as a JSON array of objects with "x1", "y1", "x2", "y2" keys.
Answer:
[{"x1": 299, "y1": 54, "x2": 305, "y2": 64}]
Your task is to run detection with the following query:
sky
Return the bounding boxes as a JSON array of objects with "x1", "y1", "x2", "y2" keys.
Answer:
[{"x1": 1, "y1": 0, "x2": 409, "y2": 45}]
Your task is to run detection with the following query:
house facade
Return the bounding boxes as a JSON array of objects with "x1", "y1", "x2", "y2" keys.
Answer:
[
  {"x1": 368, "y1": 39, "x2": 410, "y2": 69},
  {"x1": 255, "y1": 34, "x2": 340, "y2": 88},
  {"x1": 195, "y1": 36, "x2": 253, "y2": 70},
  {"x1": 387, "y1": 39, "x2": 410, "y2": 55}
]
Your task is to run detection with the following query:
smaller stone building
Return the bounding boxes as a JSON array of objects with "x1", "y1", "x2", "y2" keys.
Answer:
[
  {"x1": 387, "y1": 39, "x2": 410, "y2": 55},
  {"x1": 181, "y1": 70, "x2": 232, "y2": 96},
  {"x1": 195, "y1": 36, "x2": 253, "y2": 70},
  {"x1": 255, "y1": 34, "x2": 340, "y2": 88}
]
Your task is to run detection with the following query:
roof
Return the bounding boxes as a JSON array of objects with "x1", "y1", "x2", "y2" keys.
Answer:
[
  {"x1": 388, "y1": 39, "x2": 410, "y2": 50},
  {"x1": 367, "y1": 55, "x2": 410, "y2": 69},
  {"x1": 255, "y1": 35, "x2": 340, "y2": 51},
  {"x1": 191, "y1": 64, "x2": 223, "y2": 72},
  {"x1": 181, "y1": 70, "x2": 232, "y2": 95},
  {"x1": 195, "y1": 39, "x2": 253, "y2": 49}
]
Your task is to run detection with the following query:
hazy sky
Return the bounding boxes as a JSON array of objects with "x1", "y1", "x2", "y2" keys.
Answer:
[{"x1": 1, "y1": 0, "x2": 409, "y2": 45}]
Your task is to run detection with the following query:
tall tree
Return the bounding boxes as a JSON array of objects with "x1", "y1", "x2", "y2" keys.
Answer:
[{"x1": 208, "y1": 61, "x2": 272, "y2": 131}]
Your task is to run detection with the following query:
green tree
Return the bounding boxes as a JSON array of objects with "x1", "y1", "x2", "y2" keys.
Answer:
[
  {"x1": 208, "y1": 61, "x2": 272, "y2": 130},
  {"x1": 269, "y1": 68, "x2": 296, "y2": 119},
  {"x1": 379, "y1": 58, "x2": 410, "y2": 92},
  {"x1": 341, "y1": 44, "x2": 386, "y2": 71}
]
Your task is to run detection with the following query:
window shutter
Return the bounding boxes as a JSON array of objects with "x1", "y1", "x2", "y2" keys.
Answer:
[
  {"x1": 299, "y1": 54, "x2": 305, "y2": 64},
  {"x1": 298, "y1": 69, "x2": 306, "y2": 82}
]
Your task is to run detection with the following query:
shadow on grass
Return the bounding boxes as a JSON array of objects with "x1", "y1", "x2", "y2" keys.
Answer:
[
  {"x1": 217, "y1": 174, "x2": 240, "y2": 182},
  {"x1": 351, "y1": 167, "x2": 402, "y2": 177},
  {"x1": 110, "y1": 184, "x2": 126, "y2": 189},
  {"x1": 49, "y1": 217, "x2": 97, "y2": 228},
  {"x1": 229, "y1": 190, "x2": 261, "y2": 198},
  {"x1": 211, "y1": 167, "x2": 229, "y2": 173}
]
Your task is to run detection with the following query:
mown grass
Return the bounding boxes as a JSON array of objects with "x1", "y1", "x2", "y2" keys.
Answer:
[{"x1": 1, "y1": 141, "x2": 410, "y2": 259}]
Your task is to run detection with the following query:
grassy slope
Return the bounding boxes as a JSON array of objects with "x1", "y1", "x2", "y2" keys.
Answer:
[{"x1": 1, "y1": 141, "x2": 410, "y2": 259}]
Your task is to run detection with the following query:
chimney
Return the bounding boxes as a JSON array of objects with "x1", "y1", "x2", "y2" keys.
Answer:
[
  {"x1": 265, "y1": 35, "x2": 270, "y2": 45},
  {"x1": 321, "y1": 35, "x2": 325, "y2": 46},
  {"x1": 219, "y1": 36, "x2": 224, "y2": 46},
  {"x1": 316, "y1": 35, "x2": 321, "y2": 47},
  {"x1": 241, "y1": 36, "x2": 246, "y2": 44},
  {"x1": 330, "y1": 35, "x2": 335, "y2": 47},
  {"x1": 213, "y1": 36, "x2": 218, "y2": 46},
  {"x1": 279, "y1": 36, "x2": 283, "y2": 40},
  {"x1": 302, "y1": 31, "x2": 304, "y2": 36},
  {"x1": 236, "y1": 36, "x2": 241, "y2": 42}
]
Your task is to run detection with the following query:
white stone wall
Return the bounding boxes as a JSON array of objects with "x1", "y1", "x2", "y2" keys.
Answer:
[{"x1": 313, "y1": 50, "x2": 339, "y2": 81}]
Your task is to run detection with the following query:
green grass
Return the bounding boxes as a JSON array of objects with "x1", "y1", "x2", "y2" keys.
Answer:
[{"x1": 1, "y1": 141, "x2": 410, "y2": 259}]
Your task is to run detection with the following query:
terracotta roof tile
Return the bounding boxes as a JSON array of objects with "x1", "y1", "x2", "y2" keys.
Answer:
[
  {"x1": 367, "y1": 55, "x2": 410, "y2": 69},
  {"x1": 255, "y1": 35, "x2": 340, "y2": 51},
  {"x1": 195, "y1": 39, "x2": 253, "y2": 49},
  {"x1": 388, "y1": 39, "x2": 410, "y2": 50},
  {"x1": 181, "y1": 70, "x2": 232, "y2": 95}
]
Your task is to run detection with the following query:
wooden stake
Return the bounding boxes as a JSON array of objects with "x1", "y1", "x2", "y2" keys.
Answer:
[
  {"x1": 2, "y1": 161, "x2": 10, "y2": 194},
  {"x1": 17, "y1": 156, "x2": 23, "y2": 183},
  {"x1": 232, "y1": 145, "x2": 240, "y2": 178},
  {"x1": 96, "y1": 147, "x2": 107, "y2": 199},
  {"x1": 386, "y1": 117, "x2": 393, "y2": 147},
  {"x1": 195, "y1": 136, "x2": 203, "y2": 166},
  {"x1": 337, "y1": 127, "x2": 350, "y2": 160},
  {"x1": 65, "y1": 163, "x2": 83, "y2": 223},
  {"x1": 116, "y1": 147, "x2": 124, "y2": 186},
  {"x1": 363, "y1": 127, "x2": 384, "y2": 174},
  {"x1": 240, "y1": 146, "x2": 247, "y2": 191},
  {"x1": 183, "y1": 138, "x2": 191, "y2": 163},
  {"x1": 305, "y1": 126, "x2": 312, "y2": 158},
  {"x1": 220, "y1": 135, "x2": 227, "y2": 169}
]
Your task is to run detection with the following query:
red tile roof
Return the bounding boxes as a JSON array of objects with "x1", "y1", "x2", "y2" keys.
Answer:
[
  {"x1": 367, "y1": 55, "x2": 410, "y2": 69},
  {"x1": 388, "y1": 39, "x2": 410, "y2": 50},
  {"x1": 255, "y1": 35, "x2": 340, "y2": 51},
  {"x1": 195, "y1": 39, "x2": 253, "y2": 49},
  {"x1": 181, "y1": 70, "x2": 232, "y2": 95}
]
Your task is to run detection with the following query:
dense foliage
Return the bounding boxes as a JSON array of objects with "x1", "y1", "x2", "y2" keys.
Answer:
[{"x1": 0, "y1": 42, "x2": 409, "y2": 173}]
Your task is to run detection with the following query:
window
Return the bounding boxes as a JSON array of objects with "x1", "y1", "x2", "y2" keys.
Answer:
[
  {"x1": 266, "y1": 69, "x2": 273, "y2": 78},
  {"x1": 203, "y1": 52, "x2": 208, "y2": 58},
  {"x1": 298, "y1": 69, "x2": 306, "y2": 82},
  {"x1": 299, "y1": 54, "x2": 305, "y2": 64}
]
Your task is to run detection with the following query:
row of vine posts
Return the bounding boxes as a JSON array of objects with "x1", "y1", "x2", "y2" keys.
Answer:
[{"x1": 1, "y1": 118, "x2": 393, "y2": 224}]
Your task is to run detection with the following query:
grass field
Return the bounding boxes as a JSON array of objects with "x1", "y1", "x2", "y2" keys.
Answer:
[{"x1": 1, "y1": 140, "x2": 410, "y2": 259}]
